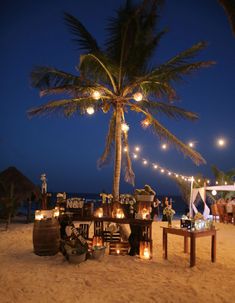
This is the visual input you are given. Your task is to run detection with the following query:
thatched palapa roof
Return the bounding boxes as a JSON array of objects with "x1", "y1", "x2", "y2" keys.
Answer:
[{"x1": 0, "y1": 166, "x2": 40, "y2": 203}]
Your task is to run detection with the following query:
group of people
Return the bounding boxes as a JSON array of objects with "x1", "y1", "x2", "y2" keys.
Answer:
[{"x1": 150, "y1": 196, "x2": 173, "y2": 221}]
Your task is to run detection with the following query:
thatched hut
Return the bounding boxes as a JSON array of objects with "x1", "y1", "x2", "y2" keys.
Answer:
[{"x1": 0, "y1": 166, "x2": 40, "y2": 203}]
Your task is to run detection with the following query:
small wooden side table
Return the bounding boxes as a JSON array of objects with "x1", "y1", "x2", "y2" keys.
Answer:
[{"x1": 161, "y1": 226, "x2": 217, "y2": 267}]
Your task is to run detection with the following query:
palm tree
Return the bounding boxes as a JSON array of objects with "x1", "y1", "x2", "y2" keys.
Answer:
[
  {"x1": 219, "y1": 0, "x2": 235, "y2": 36},
  {"x1": 28, "y1": 0, "x2": 214, "y2": 203}
]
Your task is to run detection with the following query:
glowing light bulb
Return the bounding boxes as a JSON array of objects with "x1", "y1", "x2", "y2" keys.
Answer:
[
  {"x1": 225, "y1": 181, "x2": 227, "y2": 185},
  {"x1": 215, "y1": 181, "x2": 218, "y2": 185},
  {"x1": 123, "y1": 147, "x2": 128, "y2": 152},
  {"x1": 175, "y1": 174, "x2": 179, "y2": 178},
  {"x1": 133, "y1": 92, "x2": 143, "y2": 102},
  {"x1": 217, "y1": 138, "x2": 226, "y2": 147},
  {"x1": 161, "y1": 144, "x2": 167, "y2": 150},
  {"x1": 133, "y1": 153, "x2": 138, "y2": 159},
  {"x1": 212, "y1": 190, "x2": 217, "y2": 196},
  {"x1": 153, "y1": 165, "x2": 158, "y2": 169},
  {"x1": 198, "y1": 179, "x2": 201, "y2": 182},
  {"x1": 188, "y1": 142, "x2": 194, "y2": 148},
  {"x1": 135, "y1": 146, "x2": 140, "y2": 152},
  {"x1": 86, "y1": 106, "x2": 95, "y2": 115},
  {"x1": 92, "y1": 90, "x2": 101, "y2": 100},
  {"x1": 121, "y1": 123, "x2": 129, "y2": 133},
  {"x1": 207, "y1": 180, "x2": 210, "y2": 184},
  {"x1": 161, "y1": 169, "x2": 164, "y2": 173},
  {"x1": 168, "y1": 172, "x2": 172, "y2": 175},
  {"x1": 143, "y1": 160, "x2": 148, "y2": 165}
]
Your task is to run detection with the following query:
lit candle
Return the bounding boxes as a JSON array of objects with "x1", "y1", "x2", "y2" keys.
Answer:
[
  {"x1": 116, "y1": 249, "x2": 120, "y2": 255},
  {"x1": 143, "y1": 248, "x2": 150, "y2": 259}
]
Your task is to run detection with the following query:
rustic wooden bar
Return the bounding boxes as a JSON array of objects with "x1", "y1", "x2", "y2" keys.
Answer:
[{"x1": 161, "y1": 226, "x2": 217, "y2": 267}]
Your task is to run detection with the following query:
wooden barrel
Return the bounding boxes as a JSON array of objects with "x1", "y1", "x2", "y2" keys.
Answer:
[{"x1": 33, "y1": 218, "x2": 60, "y2": 256}]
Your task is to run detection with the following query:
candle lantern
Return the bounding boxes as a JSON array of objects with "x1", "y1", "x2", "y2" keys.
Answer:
[
  {"x1": 92, "y1": 236, "x2": 104, "y2": 247},
  {"x1": 35, "y1": 210, "x2": 43, "y2": 221},
  {"x1": 94, "y1": 207, "x2": 103, "y2": 218},
  {"x1": 139, "y1": 241, "x2": 152, "y2": 260},
  {"x1": 116, "y1": 208, "x2": 125, "y2": 219},
  {"x1": 53, "y1": 207, "x2": 60, "y2": 218}
]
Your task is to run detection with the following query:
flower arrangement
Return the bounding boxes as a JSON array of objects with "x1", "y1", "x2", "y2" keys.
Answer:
[
  {"x1": 194, "y1": 212, "x2": 204, "y2": 220},
  {"x1": 163, "y1": 206, "x2": 175, "y2": 218}
]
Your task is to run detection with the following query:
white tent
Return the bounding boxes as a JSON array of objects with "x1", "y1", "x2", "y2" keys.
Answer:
[{"x1": 190, "y1": 184, "x2": 235, "y2": 219}]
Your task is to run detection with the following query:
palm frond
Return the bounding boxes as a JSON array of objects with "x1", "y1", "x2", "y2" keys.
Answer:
[
  {"x1": 122, "y1": 131, "x2": 135, "y2": 186},
  {"x1": 31, "y1": 66, "x2": 81, "y2": 90},
  {"x1": 219, "y1": 0, "x2": 235, "y2": 36},
  {"x1": 139, "y1": 100, "x2": 198, "y2": 121},
  {"x1": 150, "y1": 117, "x2": 206, "y2": 165},
  {"x1": 79, "y1": 54, "x2": 118, "y2": 92},
  {"x1": 28, "y1": 97, "x2": 100, "y2": 117},
  {"x1": 64, "y1": 12, "x2": 100, "y2": 52},
  {"x1": 97, "y1": 113, "x2": 116, "y2": 167}
]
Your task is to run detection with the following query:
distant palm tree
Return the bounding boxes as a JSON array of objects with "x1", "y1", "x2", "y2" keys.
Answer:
[
  {"x1": 28, "y1": 0, "x2": 213, "y2": 202},
  {"x1": 219, "y1": 0, "x2": 235, "y2": 35},
  {"x1": 211, "y1": 165, "x2": 235, "y2": 185}
]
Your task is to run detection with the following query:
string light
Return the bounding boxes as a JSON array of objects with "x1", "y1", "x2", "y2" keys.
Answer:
[
  {"x1": 121, "y1": 123, "x2": 129, "y2": 133},
  {"x1": 86, "y1": 106, "x2": 95, "y2": 115},
  {"x1": 188, "y1": 142, "x2": 194, "y2": 148},
  {"x1": 161, "y1": 144, "x2": 167, "y2": 150},
  {"x1": 135, "y1": 146, "x2": 140, "y2": 152},
  {"x1": 133, "y1": 92, "x2": 143, "y2": 102},
  {"x1": 129, "y1": 144, "x2": 226, "y2": 185},
  {"x1": 141, "y1": 119, "x2": 150, "y2": 128},
  {"x1": 123, "y1": 147, "x2": 128, "y2": 152},
  {"x1": 217, "y1": 138, "x2": 226, "y2": 147},
  {"x1": 92, "y1": 90, "x2": 101, "y2": 100},
  {"x1": 215, "y1": 181, "x2": 218, "y2": 185}
]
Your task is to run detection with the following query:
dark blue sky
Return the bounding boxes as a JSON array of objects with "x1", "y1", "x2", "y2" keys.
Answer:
[{"x1": 1, "y1": 0, "x2": 235, "y2": 195}]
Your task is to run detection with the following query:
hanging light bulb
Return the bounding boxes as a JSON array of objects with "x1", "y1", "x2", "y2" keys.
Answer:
[
  {"x1": 168, "y1": 172, "x2": 172, "y2": 176},
  {"x1": 141, "y1": 119, "x2": 150, "y2": 128},
  {"x1": 86, "y1": 106, "x2": 95, "y2": 115},
  {"x1": 161, "y1": 144, "x2": 167, "y2": 150},
  {"x1": 175, "y1": 174, "x2": 179, "y2": 178},
  {"x1": 161, "y1": 169, "x2": 164, "y2": 173},
  {"x1": 215, "y1": 181, "x2": 218, "y2": 185},
  {"x1": 212, "y1": 190, "x2": 217, "y2": 196},
  {"x1": 188, "y1": 142, "x2": 194, "y2": 148},
  {"x1": 143, "y1": 160, "x2": 148, "y2": 165},
  {"x1": 123, "y1": 147, "x2": 128, "y2": 152},
  {"x1": 121, "y1": 122, "x2": 129, "y2": 133},
  {"x1": 133, "y1": 153, "x2": 138, "y2": 159},
  {"x1": 133, "y1": 92, "x2": 143, "y2": 102},
  {"x1": 207, "y1": 180, "x2": 210, "y2": 184},
  {"x1": 135, "y1": 146, "x2": 140, "y2": 152},
  {"x1": 153, "y1": 164, "x2": 158, "y2": 169},
  {"x1": 92, "y1": 90, "x2": 101, "y2": 100}
]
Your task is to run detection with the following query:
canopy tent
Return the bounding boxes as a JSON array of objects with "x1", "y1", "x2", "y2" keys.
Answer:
[{"x1": 190, "y1": 184, "x2": 235, "y2": 218}]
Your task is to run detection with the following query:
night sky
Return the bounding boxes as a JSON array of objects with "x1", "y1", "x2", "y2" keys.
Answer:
[{"x1": 1, "y1": 0, "x2": 235, "y2": 195}]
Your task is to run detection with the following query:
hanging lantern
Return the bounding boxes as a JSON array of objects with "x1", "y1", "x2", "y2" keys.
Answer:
[
  {"x1": 212, "y1": 190, "x2": 217, "y2": 196},
  {"x1": 86, "y1": 106, "x2": 95, "y2": 115},
  {"x1": 133, "y1": 92, "x2": 143, "y2": 102},
  {"x1": 139, "y1": 241, "x2": 152, "y2": 260},
  {"x1": 92, "y1": 90, "x2": 101, "y2": 100},
  {"x1": 121, "y1": 122, "x2": 129, "y2": 133}
]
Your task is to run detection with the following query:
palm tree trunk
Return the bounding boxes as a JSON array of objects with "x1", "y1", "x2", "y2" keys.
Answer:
[{"x1": 112, "y1": 104, "x2": 122, "y2": 202}]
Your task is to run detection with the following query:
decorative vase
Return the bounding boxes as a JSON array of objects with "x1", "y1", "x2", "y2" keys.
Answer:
[{"x1": 167, "y1": 216, "x2": 172, "y2": 228}]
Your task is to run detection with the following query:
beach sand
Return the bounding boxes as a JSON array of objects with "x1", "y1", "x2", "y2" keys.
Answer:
[{"x1": 0, "y1": 221, "x2": 234, "y2": 303}]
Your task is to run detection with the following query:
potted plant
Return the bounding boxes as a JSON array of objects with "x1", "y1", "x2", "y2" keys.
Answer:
[{"x1": 134, "y1": 185, "x2": 156, "y2": 202}]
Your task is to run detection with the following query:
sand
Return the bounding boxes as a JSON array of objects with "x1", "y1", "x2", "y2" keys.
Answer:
[{"x1": 0, "y1": 221, "x2": 234, "y2": 303}]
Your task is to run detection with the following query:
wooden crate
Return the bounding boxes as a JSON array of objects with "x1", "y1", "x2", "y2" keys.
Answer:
[
  {"x1": 109, "y1": 241, "x2": 130, "y2": 255},
  {"x1": 102, "y1": 231, "x2": 121, "y2": 242}
]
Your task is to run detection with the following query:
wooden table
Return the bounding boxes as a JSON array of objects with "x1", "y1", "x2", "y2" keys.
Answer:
[{"x1": 161, "y1": 226, "x2": 217, "y2": 267}]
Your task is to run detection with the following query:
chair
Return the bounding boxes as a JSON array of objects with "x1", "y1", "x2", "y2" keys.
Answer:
[
  {"x1": 211, "y1": 204, "x2": 219, "y2": 222},
  {"x1": 217, "y1": 204, "x2": 229, "y2": 223},
  {"x1": 232, "y1": 205, "x2": 235, "y2": 225}
]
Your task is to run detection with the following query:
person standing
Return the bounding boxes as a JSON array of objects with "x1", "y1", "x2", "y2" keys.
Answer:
[{"x1": 162, "y1": 197, "x2": 169, "y2": 221}]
